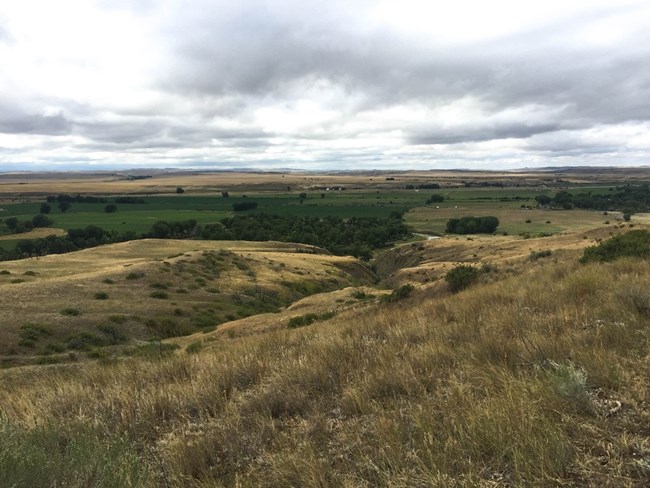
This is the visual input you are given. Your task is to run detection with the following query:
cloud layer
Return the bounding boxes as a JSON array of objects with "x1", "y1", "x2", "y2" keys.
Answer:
[{"x1": 1, "y1": 0, "x2": 650, "y2": 170}]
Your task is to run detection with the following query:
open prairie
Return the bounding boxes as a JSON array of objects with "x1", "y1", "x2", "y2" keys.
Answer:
[{"x1": 0, "y1": 168, "x2": 648, "y2": 487}]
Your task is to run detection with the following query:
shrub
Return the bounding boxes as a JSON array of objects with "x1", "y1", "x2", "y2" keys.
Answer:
[
  {"x1": 60, "y1": 308, "x2": 80, "y2": 316},
  {"x1": 104, "y1": 204, "x2": 117, "y2": 213},
  {"x1": 150, "y1": 291, "x2": 169, "y2": 299},
  {"x1": 66, "y1": 332, "x2": 105, "y2": 350},
  {"x1": 445, "y1": 265, "x2": 479, "y2": 293},
  {"x1": 287, "y1": 311, "x2": 336, "y2": 329},
  {"x1": 32, "y1": 214, "x2": 53, "y2": 228},
  {"x1": 530, "y1": 250, "x2": 552, "y2": 261},
  {"x1": 581, "y1": 230, "x2": 650, "y2": 263},
  {"x1": 426, "y1": 194, "x2": 445, "y2": 204},
  {"x1": 186, "y1": 341, "x2": 204, "y2": 354},
  {"x1": 97, "y1": 324, "x2": 127, "y2": 344},
  {"x1": 125, "y1": 271, "x2": 144, "y2": 280},
  {"x1": 383, "y1": 284, "x2": 415, "y2": 303}
]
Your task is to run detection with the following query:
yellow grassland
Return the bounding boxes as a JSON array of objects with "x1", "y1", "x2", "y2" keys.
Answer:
[
  {"x1": 0, "y1": 239, "x2": 373, "y2": 359},
  {"x1": 0, "y1": 249, "x2": 648, "y2": 486}
]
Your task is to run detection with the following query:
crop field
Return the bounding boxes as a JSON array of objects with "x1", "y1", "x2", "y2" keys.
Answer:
[{"x1": 0, "y1": 182, "x2": 625, "y2": 245}]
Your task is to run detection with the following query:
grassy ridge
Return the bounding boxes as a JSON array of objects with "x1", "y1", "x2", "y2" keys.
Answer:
[{"x1": 1, "y1": 255, "x2": 648, "y2": 486}]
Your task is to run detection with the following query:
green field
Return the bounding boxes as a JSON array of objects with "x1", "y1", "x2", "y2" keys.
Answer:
[{"x1": 0, "y1": 185, "x2": 624, "y2": 249}]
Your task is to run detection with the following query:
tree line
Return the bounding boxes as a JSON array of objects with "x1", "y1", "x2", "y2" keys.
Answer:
[
  {"x1": 536, "y1": 185, "x2": 650, "y2": 212},
  {"x1": 0, "y1": 213, "x2": 409, "y2": 262}
]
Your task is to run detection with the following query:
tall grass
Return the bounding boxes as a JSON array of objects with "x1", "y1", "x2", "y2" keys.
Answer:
[{"x1": 0, "y1": 257, "x2": 648, "y2": 486}]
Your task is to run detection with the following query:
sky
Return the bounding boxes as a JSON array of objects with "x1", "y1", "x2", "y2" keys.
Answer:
[{"x1": 1, "y1": 0, "x2": 649, "y2": 172}]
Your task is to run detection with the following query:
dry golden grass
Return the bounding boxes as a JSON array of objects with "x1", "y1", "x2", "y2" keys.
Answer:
[
  {"x1": 378, "y1": 223, "x2": 645, "y2": 287},
  {"x1": 0, "y1": 239, "x2": 373, "y2": 363},
  {"x1": 0, "y1": 247, "x2": 648, "y2": 486}
]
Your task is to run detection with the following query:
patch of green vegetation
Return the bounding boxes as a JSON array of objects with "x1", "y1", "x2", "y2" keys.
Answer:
[
  {"x1": 149, "y1": 290, "x2": 169, "y2": 299},
  {"x1": 125, "y1": 271, "x2": 144, "y2": 280},
  {"x1": 124, "y1": 341, "x2": 180, "y2": 358},
  {"x1": 581, "y1": 230, "x2": 650, "y2": 263},
  {"x1": 445, "y1": 265, "x2": 479, "y2": 293},
  {"x1": 186, "y1": 341, "x2": 204, "y2": 354},
  {"x1": 94, "y1": 292, "x2": 109, "y2": 300},
  {"x1": 60, "y1": 308, "x2": 81, "y2": 316},
  {"x1": 287, "y1": 311, "x2": 337, "y2": 329},
  {"x1": 350, "y1": 289, "x2": 374, "y2": 300},
  {"x1": 530, "y1": 250, "x2": 553, "y2": 261},
  {"x1": 66, "y1": 332, "x2": 106, "y2": 351},
  {"x1": 97, "y1": 325, "x2": 127, "y2": 345},
  {"x1": 18, "y1": 324, "x2": 52, "y2": 348},
  {"x1": 102, "y1": 278, "x2": 115, "y2": 284},
  {"x1": 383, "y1": 284, "x2": 415, "y2": 303},
  {"x1": 108, "y1": 315, "x2": 128, "y2": 324}
]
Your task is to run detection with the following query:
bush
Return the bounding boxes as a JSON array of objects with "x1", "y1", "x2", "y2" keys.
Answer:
[
  {"x1": 426, "y1": 194, "x2": 445, "y2": 204},
  {"x1": 94, "y1": 292, "x2": 109, "y2": 300},
  {"x1": 581, "y1": 230, "x2": 650, "y2": 263},
  {"x1": 32, "y1": 214, "x2": 53, "y2": 228},
  {"x1": 287, "y1": 311, "x2": 336, "y2": 329},
  {"x1": 445, "y1": 265, "x2": 479, "y2": 293},
  {"x1": 104, "y1": 204, "x2": 117, "y2": 213},
  {"x1": 150, "y1": 290, "x2": 169, "y2": 299},
  {"x1": 530, "y1": 250, "x2": 552, "y2": 261},
  {"x1": 60, "y1": 308, "x2": 81, "y2": 316},
  {"x1": 383, "y1": 284, "x2": 415, "y2": 303},
  {"x1": 186, "y1": 341, "x2": 204, "y2": 354},
  {"x1": 97, "y1": 324, "x2": 127, "y2": 344}
]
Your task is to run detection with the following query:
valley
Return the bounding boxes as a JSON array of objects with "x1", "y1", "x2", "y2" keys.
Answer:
[{"x1": 0, "y1": 168, "x2": 648, "y2": 487}]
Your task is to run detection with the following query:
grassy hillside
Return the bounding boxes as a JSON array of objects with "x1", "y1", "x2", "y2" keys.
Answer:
[
  {"x1": 0, "y1": 239, "x2": 374, "y2": 366},
  {"x1": 0, "y1": 244, "x2": 648, "y2": 486}
]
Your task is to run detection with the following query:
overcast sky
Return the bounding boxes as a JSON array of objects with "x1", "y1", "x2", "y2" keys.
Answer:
[{"x1": 1, "y1": 0, "x2": 649, "y2": 171}]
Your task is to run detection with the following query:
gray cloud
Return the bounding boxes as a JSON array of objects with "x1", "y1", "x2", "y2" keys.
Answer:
[
  {"x1": 1, "y1": 1, "x2": 650, "y2": 170},
  {"x1": 0, "y1": 104, "x2": 72, "y2": 135}
]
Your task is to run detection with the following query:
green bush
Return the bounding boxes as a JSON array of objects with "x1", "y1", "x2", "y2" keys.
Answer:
[
  {"x1": 383, "y1": 284, "x2": 415, "y2": 303},
  {"x1": 186, "y1": 341, "x2": 204, "y2": 354},
  {"x1": 97, "y1": 325, "x2": 127, "y2": 345},
  {"x1": 60, "y1": 308, "x2": 81, "y2": 316},
  {"x1": 149, "y1": 290, "x2": 169, "y2": 299},
  {"x1": 581, "y1": 230, "x2": 650, "y2": 263},
  {"x1": 445, "y1": 265, "x2": 479, "y2": 293},
  {"x1": 529, "y1": 250, "x2": 552, "y2": 261},
  {"x1": 287, "y1": 311, "x2": 336, "y2": 329},
  {"x1": 94, "y1": 292, "x2": 109, "y2": 300}
]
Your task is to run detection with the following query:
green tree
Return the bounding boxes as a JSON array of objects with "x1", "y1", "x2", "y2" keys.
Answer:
[
  {"x1": 32, "y1": 214, "x2": 53, "y2": 227},
  {"x1": 40, "y1": 203, "x2": 51, "y2": 214},
  {"x1": 58, "y1": 201, "x2": 71, "y2": 213},
  {"x1": 104, "y1": 204, "x2": 117, "y2": 213}
]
